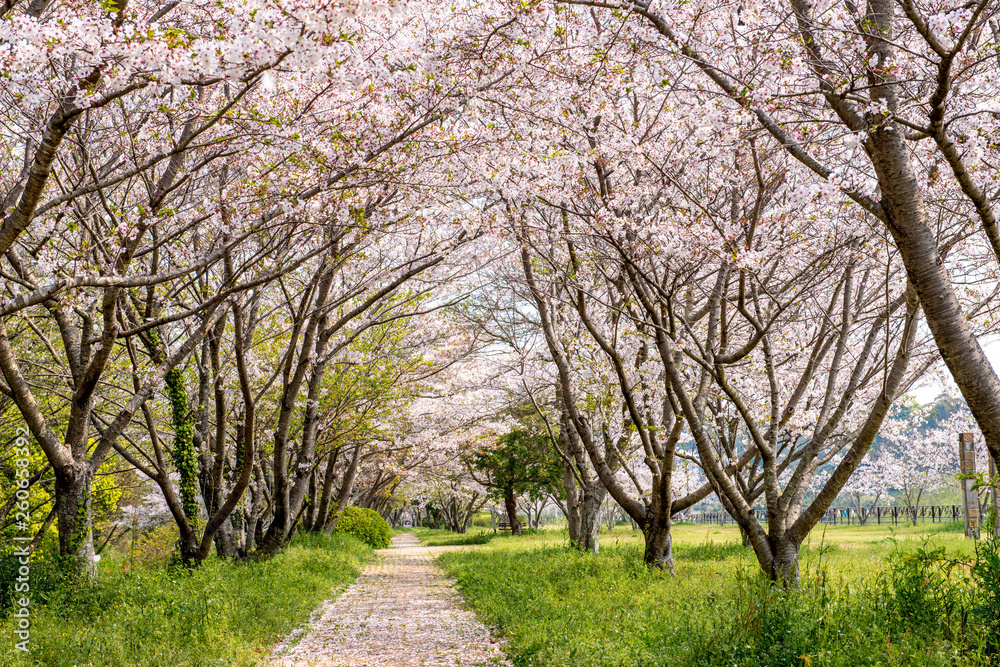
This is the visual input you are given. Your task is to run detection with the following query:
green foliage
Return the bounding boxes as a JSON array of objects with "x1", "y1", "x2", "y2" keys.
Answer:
[
  {"x1": 971, "y1": 536, "x2": 1000, "y2": 659},
  {"x1": 0, "y1": 532, "x2": 370, "y2": 667},
  {"x1": 433, "y1": 526, "x2": 996, "y2": 667},
  {"x1": 333, "y1": 506, "x2": 391, "y2": 549},
  {"x1": 1, "y1": 409, "x2": 57, "y2": 557},
  {"x1": 885, "y1": 542, "x2": 975, "y2": 641},
  {"x1": 91, "y1": 460, "x2": 125, "y2": 528},
  {"x1": 165, "y1": 367, "x2": 199, "y2": 526},
  {"x1": 471, "y1": 428, "x2": 562, "y2": 502},
  {"x1": 881, "y1": 537, "x2": 1000, "y2": 661},
  {"x1": 126, "y1": 523, "x2": 184, "y2": 567}
]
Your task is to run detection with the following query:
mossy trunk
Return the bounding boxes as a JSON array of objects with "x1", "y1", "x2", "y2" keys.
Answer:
[
  {"x1": 54, "y1": 463, "x2": 95, "y2": 575},
  {"x1": 213, "y1": 520, "x2": 240, "y2": 559}
]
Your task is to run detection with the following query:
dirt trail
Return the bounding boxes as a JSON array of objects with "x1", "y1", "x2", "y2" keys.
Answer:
[{"x1": 269, "y1": 533, "x2": 509, "y2": 667}]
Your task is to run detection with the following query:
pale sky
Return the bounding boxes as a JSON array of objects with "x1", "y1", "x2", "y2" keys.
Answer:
[{"x1": 908, "y1": 338, "x2": 1000, "y2": 405}]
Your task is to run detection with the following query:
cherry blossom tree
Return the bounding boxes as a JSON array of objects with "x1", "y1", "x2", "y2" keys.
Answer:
[
  {"x1": 0, "y1": 0, "x2": 531, "y2": 571},
  {"x1": 570, "y1": 0, "x2": 1000, "y2": 481},
  {"x1": 839, "y1": 449, "x2": 893, "y2": 525},
  {"x1": 444, "y1": 0, "x2": 1000, "y2": 584}
]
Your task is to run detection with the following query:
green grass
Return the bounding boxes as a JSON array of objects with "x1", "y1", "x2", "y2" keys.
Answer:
[
  {"x1": 424, "y1": 523, "x2": 997, "y2": 667},
  {"x1": 412, "y1": 528, "x2": 496, "y2": 546},
  {"x1": 0, "y1": 532, "x2": 371, "y2": 667}
]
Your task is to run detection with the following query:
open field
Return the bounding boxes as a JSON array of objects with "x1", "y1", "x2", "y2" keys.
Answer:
[{"x1": 418, "y1": 523, "x2": 999, "y2": 667}]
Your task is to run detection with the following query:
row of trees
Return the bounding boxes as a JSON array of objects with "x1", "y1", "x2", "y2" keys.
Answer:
[
  {"x1": 2, "y1": 0, "x2": 1000, "y2": 588},
  {"x1": 0, "y1": 0, "x2": 506, "y2": 573},
  {"x1": 395, "y1": 0, "x2": 1000, "y2": 584}
]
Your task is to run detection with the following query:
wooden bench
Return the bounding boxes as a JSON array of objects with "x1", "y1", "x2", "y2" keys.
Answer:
[{"x1": 495, "y1": 521, "x2": 511, "y2": 533}]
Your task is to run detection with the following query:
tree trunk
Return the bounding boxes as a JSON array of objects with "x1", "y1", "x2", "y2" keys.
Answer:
[
  {"x1": 577, "y1": 486, "x2": 602, "y2": 553},
  {"x1": 560, "y1": 407, "x2": 605, "y2": 553},
  {"x1": 54, "y1": 463, "x2": 95, "y2": 575},
  {"x1": 323, "y1": 444, "x2": 362, "y2": 533},
  {"x1": 561, "y1": 452, "x2": 582, "y2": 542},
  {"x1": 642, "y1": 517, "x2": 674, "y2": 573},
  {"x1": 213, "y1": 518, "x2": 240, "y2": 559},
  {"x1": 791, "y1": 0, "x2": 1000, "y2": 477},
  {"x1": 504, "y1": 489, "x2": 521, "y2": 536},
  {"x1": 256, "y1": 268, "x2": 334, "y2": 557},
  {"x1": 303, "y1": 468, "x2": 317, "y2": 532},
  {"x1": 313, "y1": 449, "x2": 340, "y2": 532},
  {"x1": 770, "y1": 535, "x2": 800, "y2": 588}
]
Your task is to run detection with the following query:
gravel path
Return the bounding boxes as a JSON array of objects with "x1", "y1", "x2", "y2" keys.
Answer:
[{"x1": 268, "y1": 533, "x2": 510, "y2": 667}]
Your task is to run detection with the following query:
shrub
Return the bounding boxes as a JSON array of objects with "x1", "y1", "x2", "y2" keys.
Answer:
[
  {"x1": 333, "y1": 506, "x2": 392, "y2": 549},
  {"x1": 971, "y1": 535, "x2": 1000, "y2": 659},
  {"x1": 885, "y1": 542, "x2": 973, "y2": 641}
]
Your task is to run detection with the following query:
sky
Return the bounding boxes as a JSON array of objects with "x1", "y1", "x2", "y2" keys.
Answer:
[{"x1": 908, "y1": 338, "x2": 1000, "y2": 405}]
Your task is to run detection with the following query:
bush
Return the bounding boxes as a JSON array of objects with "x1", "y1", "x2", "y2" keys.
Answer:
[
  {"x1": 885, "y1": 543, "x2": 972, "y2": 639},
  {"x1": 971, "y1": 535, "x2": 1000, "y2": 660},
  {"x1": 333, "y1": 506, "x2": 392, "y2": 549}
]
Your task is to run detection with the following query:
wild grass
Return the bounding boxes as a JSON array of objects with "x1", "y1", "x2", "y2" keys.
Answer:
[
  {"x1": 412, "y1": 528, "x2": 496, "y2": 546},
  {"x1": 428, "y1": 523, "x2": 997, "y2": 667},
  {"x1": 0, "y1": 532, "x2": 371, "y2": 667}
]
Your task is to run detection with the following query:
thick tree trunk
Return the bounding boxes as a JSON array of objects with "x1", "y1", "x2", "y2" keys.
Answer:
[
  {"x1": 769, "y1": 535, "x2": 800, "y2": 587},
  {"x1": 213, "y1": 519, "x2": 239, "y2": 559},
  {"x1": 871, "y1": 142, "x2": 1000, "y2": 474},
  {"x1": 560, "y1": 416, "x2": 582, "y2": 544},
  {"x1": 504, "y1": 489, "x2": 522, "y2": 536},
  {"x1": 54, "y1": 464, "x2": 95, "y2": 575},
  {"x1": 577, "y1": 486, "x2": 602, "y2": 553},
  {"x1": 642, "y1": 517, "x2": 674, "y2": 573},
  {"x1": 783, "y1": 0, "x2": 1000, "y2": 477},
  {"x1": 560, "y1": 407, "x2": 605, "y2": 553}
]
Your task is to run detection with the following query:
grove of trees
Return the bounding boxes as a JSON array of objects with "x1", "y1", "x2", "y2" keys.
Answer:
[{"x1": 2, "y1": 0, "x2": 1000, "y2": 589}]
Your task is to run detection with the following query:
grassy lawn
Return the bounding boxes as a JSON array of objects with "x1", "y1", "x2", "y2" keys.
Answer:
[
  {"x1": 0, "y1": 533, "x2": 371, "y2": 667},
  {"x1": 420, "y1": 522, "x2": 997, "y2": 667}
]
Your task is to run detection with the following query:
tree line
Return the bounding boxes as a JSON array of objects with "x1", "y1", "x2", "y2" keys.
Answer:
[{"x1": 1, "y1": 0, "x2": 1000, "y2": 588}]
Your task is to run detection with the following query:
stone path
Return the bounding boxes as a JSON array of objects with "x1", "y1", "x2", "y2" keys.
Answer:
[{"x1": 268, "y1": 533, "x2": 510, "y2": 667}]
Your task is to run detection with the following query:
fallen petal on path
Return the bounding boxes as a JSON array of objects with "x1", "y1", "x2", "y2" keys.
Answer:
[{"x1": 268, "y1": 533, "x2": 510, "y2": 667}]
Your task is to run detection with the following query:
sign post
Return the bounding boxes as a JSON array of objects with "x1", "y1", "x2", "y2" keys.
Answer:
[{"x1": 959, "y1": 432, "x2": 979, "y2": 539}]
